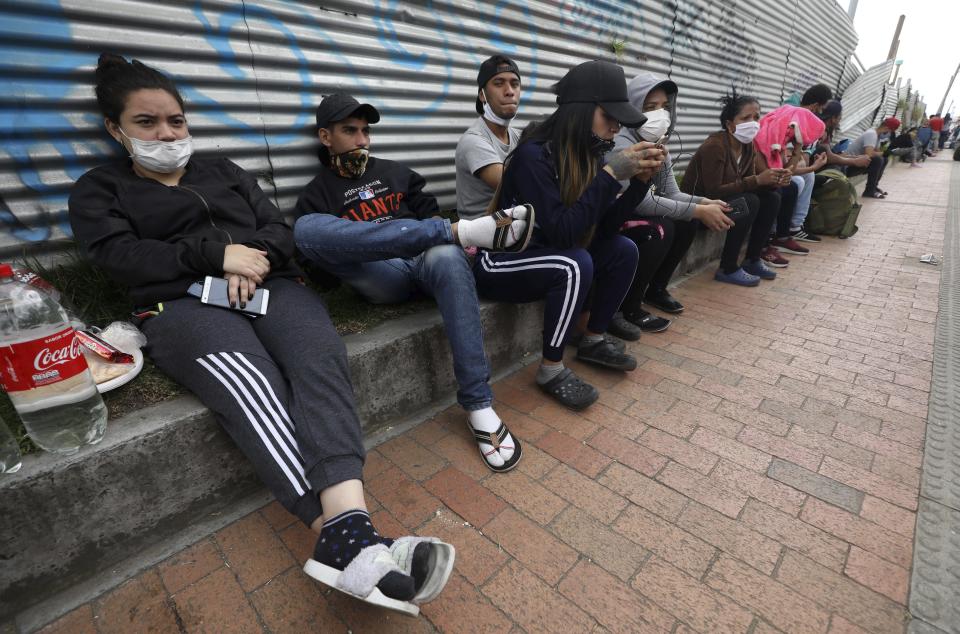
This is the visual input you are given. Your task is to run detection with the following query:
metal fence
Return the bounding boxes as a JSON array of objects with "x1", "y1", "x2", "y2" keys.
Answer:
[{"x1": 1, "y1": 0, "x2": 861, "y2": 259}]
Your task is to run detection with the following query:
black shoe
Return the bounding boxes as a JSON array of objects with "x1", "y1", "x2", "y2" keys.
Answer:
[
  {"x1": 607, "y1": 313, "x2": 642, "y2": 341},
  {"x1": 567, "y1": 332, "x2": 626, "y2": 352},
  {"x1": 792, "y1": 229, "x2": 822, "y2": 243},
  {"x1": 577, "y1": 338, "x2": 637, "y2": 371},
  {"x1": 538, "y1": 368, "x2": 599, "y2": 410},
  {"x1": 644, "y1": 289, "x2": 684, "y2": 314},
  {"x1": 624, "y1": 309, "x2": 671, "y2": 333}
]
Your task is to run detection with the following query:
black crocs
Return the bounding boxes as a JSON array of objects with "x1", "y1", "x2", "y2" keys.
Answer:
[
  {"x1": 566, "y1": 332, "x2": 627, "y2": 352},
  {"x1": 577, "y1": 338, "x2": 638, "y2": 371},
  {"x1": 538, "y1": 368, "x2": 599, "y2": 411}
]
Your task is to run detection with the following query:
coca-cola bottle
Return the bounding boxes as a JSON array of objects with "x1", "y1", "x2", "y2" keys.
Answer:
[
  {"x1": 0, "y1": 263, "x2": 107, "y2": 454},
  {"x1": 0, "y1": 413, "x2": 21, "y2": 472}
]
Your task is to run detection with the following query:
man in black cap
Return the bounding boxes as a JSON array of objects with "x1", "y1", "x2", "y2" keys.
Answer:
[
  {"x1": 455, "y1": 55, "x2": 522, "y2": 219},
  {"x1": 293, "y1": 92, "x2": 534, "y2": 474}
]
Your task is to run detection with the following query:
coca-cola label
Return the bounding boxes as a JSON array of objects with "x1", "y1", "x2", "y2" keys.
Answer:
[{"x1": 0, "y1": 327, "x2": 87, "y2": 392}]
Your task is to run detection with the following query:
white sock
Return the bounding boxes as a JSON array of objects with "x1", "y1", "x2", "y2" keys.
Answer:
[
  {"x1": 468, "y1": 407, "x2": 515, "y2": 468},
  {"x1": 457, "y1": 206, "x2": 529, "y2": 249}
]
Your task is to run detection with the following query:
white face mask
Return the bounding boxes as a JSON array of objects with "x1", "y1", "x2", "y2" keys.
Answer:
[
  {"x1": 732, "y1": 121, "x2": 760, "y2": 144},
  {"x1": 638, "y1": 108, "x2": 671, "y2": 142},
  {"x1": 481, "y1": 90, "x2": 516, "y2": 127},
  {"x1": 120, "y1": 128, "x2": 193, "y2": 173}
]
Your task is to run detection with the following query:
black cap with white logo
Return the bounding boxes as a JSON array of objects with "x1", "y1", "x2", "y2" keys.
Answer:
[
  {"x1": 315, "y1": 93, "x2": 381, "y2": 129},
  {"x1": 555, "y1": 60, "x2": 645, "y2": 128}
]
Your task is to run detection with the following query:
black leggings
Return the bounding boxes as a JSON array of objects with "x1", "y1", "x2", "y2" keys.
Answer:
[
  {"x1": 775, "y1": 181, "x2": 799, "y2": 239},
  {"x1": 720, "y1": 191, "x2": 780, "y2": 273},
  {"x1": 621, "y1": 217, "x2": 697, "y2": 314}
]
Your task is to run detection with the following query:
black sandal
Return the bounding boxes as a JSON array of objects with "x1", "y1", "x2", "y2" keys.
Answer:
[
  {"x1": 491, "y1": 204, "x2": 535, "y2": 252},
  {"x1": 469, "y1": 421, "x2": 522, "y2": 473},
  {"x1": 538, "y1": 368, "x2": 599, "y2": 411}
]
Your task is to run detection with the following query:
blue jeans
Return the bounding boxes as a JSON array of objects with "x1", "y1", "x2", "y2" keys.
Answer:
[
  {"x1": 294, "y1": 214, "x2": 492, "y2": 410},
  {"x1": 790, "y1": 172, "x2": 814, "y2": 230}
]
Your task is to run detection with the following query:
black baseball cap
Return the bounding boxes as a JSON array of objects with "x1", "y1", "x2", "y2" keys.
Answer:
[
  {"x1": 555, "y1": 60, "x2": 645, "y2": 127},
  {"x1": 315, "y1": 93, "x2": 380, "y2": 129},
  {"x1": 821, "y1": 99, "x2": 842, "y2": 119},
  {"x1": 476, "y1": 55, "x2": 521, "y2": 114}
]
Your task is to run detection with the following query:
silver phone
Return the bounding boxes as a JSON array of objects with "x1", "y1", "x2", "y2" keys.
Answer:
[{"x1": 200, "y1": 276, "x2": 270, "y2": 316}]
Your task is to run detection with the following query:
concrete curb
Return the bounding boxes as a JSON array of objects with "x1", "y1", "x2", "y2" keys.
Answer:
[{"x1": 909, "y1": 159, "x2": 960, "y2": 634}]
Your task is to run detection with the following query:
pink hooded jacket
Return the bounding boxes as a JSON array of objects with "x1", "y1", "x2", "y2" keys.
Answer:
[{"x1": 754, "y1": 105, "x2": 826, "y2": 169}]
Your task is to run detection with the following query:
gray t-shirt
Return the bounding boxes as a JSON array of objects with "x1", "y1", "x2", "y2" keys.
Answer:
[
  {"x1": 455, "y1": 117, "x2": 520, "y2": 219},
  {"x1": 847, "y1": 128, "x2": 878, "y2": 155}
]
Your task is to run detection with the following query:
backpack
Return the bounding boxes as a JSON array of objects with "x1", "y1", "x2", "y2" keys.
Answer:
[{"x1": 806, "y1": 169, "x2": 861, "y2": 238}]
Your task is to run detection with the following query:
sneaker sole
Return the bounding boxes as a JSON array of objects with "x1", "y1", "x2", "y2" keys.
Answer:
[
  {"x1": 774, "y1": 246, "x2": 809, "y2": 255},
  {"x1": 576, "y1": 354, "x2": 638, "y2": 372},
  {"x1": 644, "y1": 302, "x2": 683, "y2": 314},
  {"x1": 761, "y1": 260, "x2": 789, "y2": 268},
  {"x1": 639, "y1": 321, "x2": 671, "y2": 333},
  {"x1": 794, "y1": 236, "x2": 821, "y2": 243}
]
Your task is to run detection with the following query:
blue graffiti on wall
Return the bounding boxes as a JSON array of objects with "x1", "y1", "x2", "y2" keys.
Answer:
[
  {"x1": 0, "y1": 0, "x2": 88, "y2": 242},
  {"x1": 0, "y1": 0, "x2": 549, "y2": 253}
]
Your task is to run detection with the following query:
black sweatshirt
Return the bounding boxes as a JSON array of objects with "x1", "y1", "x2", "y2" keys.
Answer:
[
  {"x1": 68, "y1": 157, "x2": 300, "y2": 306},
  {"x1": 294, "y1": 157, "x2": 439, "y2": 222},
  {"x1": 498, "y1": 141, "x2": 651, "y2": 250}
]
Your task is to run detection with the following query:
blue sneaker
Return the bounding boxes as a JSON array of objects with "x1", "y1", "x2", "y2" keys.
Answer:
[
  {"x1": 742, "y1": 258, "x2": 777, "y2": 280},
  {"x1": 714, "y1": 267, "x2": 761, "y2": 287}
]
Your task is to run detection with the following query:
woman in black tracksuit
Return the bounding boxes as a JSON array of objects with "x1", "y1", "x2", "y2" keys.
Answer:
[
  {"x1": 68, "y1": 53, "x2": 450, "y2": 612},
  {"x1": 472, "y1": 60, "x2": 664, "y2": 411}
]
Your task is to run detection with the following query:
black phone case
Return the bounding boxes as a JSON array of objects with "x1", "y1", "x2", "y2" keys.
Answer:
[{"x1": 725, "y1": 198, "x2": 751, "y2": 223}]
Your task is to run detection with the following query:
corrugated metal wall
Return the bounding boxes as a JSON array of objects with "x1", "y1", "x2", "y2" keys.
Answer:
[
  {"x1": 837, "y1": 58, "x2": 895, "y2": 141},
  {"x1": 1, "y1": 0, "x2": 862, "y2": 259}
]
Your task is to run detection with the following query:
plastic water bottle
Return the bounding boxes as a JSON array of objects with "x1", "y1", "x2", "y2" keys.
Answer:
[
  {"x1": 0, "y1": 263, "x2": 107, "y2": 454},
  {"x1": 0, "y1": 414, "x2": 21, "y2": 472}
]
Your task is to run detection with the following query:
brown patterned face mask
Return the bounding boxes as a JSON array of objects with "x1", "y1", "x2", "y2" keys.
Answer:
[{"x1": 330, "y1": 147, "x2": 370, "y2": 179}]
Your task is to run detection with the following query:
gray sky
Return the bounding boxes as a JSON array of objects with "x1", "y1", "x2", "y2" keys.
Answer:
[{"x1": 843, "y1": 0, "x2": 959, "y2": 116}]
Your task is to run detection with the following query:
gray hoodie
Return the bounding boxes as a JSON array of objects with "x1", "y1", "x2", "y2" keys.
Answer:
[{"x1": 614, "y1": 71, "x2": 702, "y2": 221}]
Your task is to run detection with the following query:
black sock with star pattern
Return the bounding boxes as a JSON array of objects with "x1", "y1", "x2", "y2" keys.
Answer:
[{"x1": 313, "y1": 509, "x2": 394, "y2": 571}]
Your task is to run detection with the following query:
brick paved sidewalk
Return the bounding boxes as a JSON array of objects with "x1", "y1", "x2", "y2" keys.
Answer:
[{"x1": 39, "y1": 156, "x2": 953, "y2": 634}]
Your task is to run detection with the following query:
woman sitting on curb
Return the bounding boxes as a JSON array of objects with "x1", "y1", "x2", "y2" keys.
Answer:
[
  {"x1": 610, "y1": 71, "x2": 735, "y2": 339},
  {"x1": 681, "y1": 92, "x2": 787, "y2": 287},
  {"x1": 68, "y1": 53, "x2": 454, "y2": 616},
  {"x1": 473, "y1": 60, "x2": 664, "y2": 411}
]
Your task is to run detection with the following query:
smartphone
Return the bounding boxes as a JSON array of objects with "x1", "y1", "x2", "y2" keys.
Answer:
[
  {"x1": 200, "y1": 276, "x2": 270, "y2": 316},
  {"x1": 725, "y1": 197, "x2": 750, "y2": 224}
]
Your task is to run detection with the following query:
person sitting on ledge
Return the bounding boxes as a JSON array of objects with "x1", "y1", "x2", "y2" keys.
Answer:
[
  {"x1": 610, "y1": 70, "x2": 735, "y2": 338},
  {"x1": 293, "y1": 93, "x2": 531, "y2": 473},
  {"x1": 845, "y1": 116, "x2": 900, "y2": 199},
  {"x1": 681, "y1": 91, "x2": 786, "y2": 287},
  {"x1": 473, "y1": 60, "x2": 664, "y2": 411},
  {"x1": 68, "y1": 53, "x2": 453, "y2": 615}
]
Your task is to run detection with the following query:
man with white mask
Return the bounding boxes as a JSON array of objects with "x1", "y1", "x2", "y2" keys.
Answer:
[
  {"x1": 455, "y1": 55, "x2": 522, "y2": 219},
  {"x1": 608, "y1": 72, "x2": 734, "y2": 338}
]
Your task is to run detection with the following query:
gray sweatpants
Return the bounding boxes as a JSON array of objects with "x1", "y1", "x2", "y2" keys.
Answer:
[{"x1": 141, "y1": 277, "x2": 364, "y2": 526}]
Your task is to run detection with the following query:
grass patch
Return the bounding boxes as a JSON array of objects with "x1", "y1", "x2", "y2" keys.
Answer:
[{"x1": 3, "y1": 247, "x2": 437, "y2": 456}]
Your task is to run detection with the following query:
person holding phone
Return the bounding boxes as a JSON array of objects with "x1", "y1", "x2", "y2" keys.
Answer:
[
  {"x1": 472, "y1": 60, "x2": 664, "y2": 411},
  {"x1": 681, "y1": 92, "x2": 785, "y2": 287},
  {"x1": 68, "y1": 54, "x2": 453, "y2": 614},
  {"x1": 609, "y1": 71, "x2": 735, "y2": 337}
]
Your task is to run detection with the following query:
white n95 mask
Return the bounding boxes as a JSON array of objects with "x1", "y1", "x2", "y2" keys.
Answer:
[
  {"x1": 638, "y1": 108, "x2": 671, "y2": 142},
  {"x1": 121, "y1": 129, "x2": 193, "y2": 173},
  {"x1": 733, "y1": 121, "x2": 760, "y2": 144}
]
